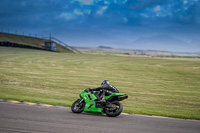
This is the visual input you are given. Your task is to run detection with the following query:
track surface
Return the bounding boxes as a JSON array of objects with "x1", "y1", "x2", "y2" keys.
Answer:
[{"x1": 0, "y1": 102, "x2": 200, "y2": 133}]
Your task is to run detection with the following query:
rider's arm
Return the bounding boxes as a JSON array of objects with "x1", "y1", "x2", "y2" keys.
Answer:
[
  {"x1": 89, "y1": 87, "x2": 103, "y2": 91},
  {"x1": 107, "y1": 84, "x2": 119, "y2": 93}
]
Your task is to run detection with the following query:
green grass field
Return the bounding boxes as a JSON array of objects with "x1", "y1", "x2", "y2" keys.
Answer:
[{"x1": 0, "y1": 47, "x2": 200, "y2": 119}]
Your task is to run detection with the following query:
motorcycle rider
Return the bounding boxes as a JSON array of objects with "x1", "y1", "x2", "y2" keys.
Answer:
[{"x1": 88, "y1": 80, "x2": 119, "y2": 104}]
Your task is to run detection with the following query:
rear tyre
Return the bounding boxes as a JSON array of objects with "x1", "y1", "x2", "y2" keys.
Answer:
[
  {"x1": 71, "y1": 99, "x2": 85, "y2": 113},
  {"x1": 105, "y1": 101, "x2": 123, "y2": 117}
]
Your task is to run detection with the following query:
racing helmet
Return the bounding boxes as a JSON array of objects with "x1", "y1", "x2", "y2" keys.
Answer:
[{"x1": 101, "y1": 80, "x2": 109, "y2": 88}]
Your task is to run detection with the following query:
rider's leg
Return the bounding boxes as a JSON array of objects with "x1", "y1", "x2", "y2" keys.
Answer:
[{"x1": 98, "y1": 90, "x2": 106, "y2": 102}]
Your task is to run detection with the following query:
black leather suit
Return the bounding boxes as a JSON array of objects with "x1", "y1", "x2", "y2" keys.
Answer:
[{"x1": 89, "y1": 84, "x2": 119, "y2": 101}]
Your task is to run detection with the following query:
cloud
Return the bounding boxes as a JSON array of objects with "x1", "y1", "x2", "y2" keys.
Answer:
[
  {"x1": 84, "y1": 9, "x2": 92, "y2": 14},
  {"x1": 1, "y1": 0, "x2": 200, "y2": 33},
  {"x1": 71, "y1": 0, "x2": 94, "y2": 5},
  {"x1": 59, "y1": 12, "x2": 77, "y2": 20},
  {"x1": 96, "y1": 6, "x2": 108, "y2": 15},
  {"x1": 73, "y1": 8, "x2": 84, "y2": 16},
  {"x1": 183, "y1": 0, "x2": 188, "y2": 4},
  {"x1": 59, "y1": 8, "x2": 85, "y2": 21},
  {"x1": 154, "y1": 5, "x2": 161, "y2": 11}
]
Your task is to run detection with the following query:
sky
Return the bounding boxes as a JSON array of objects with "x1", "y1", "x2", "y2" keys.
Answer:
[{"x1": 0, "y1": 0, "x2": 200, "y2": 52}]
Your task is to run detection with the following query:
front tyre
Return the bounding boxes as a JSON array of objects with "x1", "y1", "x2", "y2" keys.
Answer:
[
  {"x1": 105, "y1": 101, "x2": 123, "y2": 117},
  {"x1": 71, "y1": 99, "x2": 85, "y2": 113}
]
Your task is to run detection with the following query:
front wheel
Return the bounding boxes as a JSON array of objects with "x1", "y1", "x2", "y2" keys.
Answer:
[
  {"x1": 105, "y1": 101, "x2": 123, "y2": 117},
  {"x1": 71, "y1": 99, "x2": 85, "y2": 113}
]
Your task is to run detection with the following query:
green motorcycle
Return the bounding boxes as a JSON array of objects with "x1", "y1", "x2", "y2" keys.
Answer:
[{"x1": 71, "y1": 88, "x2": 128, "y2": 117}]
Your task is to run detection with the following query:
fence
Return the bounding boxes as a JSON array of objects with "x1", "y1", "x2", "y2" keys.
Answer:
[
  {"x1": 0, "y1": 28, "x2": 81, "y2": 53},
  {"x1": 0, "y1": 27, "x2": 51, "y2": 40}
]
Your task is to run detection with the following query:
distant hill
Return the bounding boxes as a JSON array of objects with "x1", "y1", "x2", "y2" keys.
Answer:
[
  {"x1": 0, "y1": 32, "x2": 73, "y2": 53},
  {"x1": 133, "y1": 35, "x2": 199, "y2": 52},
  {"x1": 98, "y1": 46, "x2": 113, "y2": 49},
  {"x1": 74, "y1": 46, "x2": 200, "y2": 58}
]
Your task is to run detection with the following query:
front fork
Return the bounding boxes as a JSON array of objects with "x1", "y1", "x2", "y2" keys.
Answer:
[
  {"x1": 78, "y1": 99, "x2": 85, "y2": 107},
  {"x1": 79, "y1": 99, "x2": 84, "y2": 103},
  {"x1": 75, "y1": 99, "x2": 84, "y2": 109}
]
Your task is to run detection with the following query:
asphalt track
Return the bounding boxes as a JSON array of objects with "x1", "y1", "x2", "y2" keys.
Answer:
[{"x1": 0, "y1": 102, "x2": 200, "y2": 133}]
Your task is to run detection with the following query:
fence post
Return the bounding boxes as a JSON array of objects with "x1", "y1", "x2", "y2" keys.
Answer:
[{"x1": 49, "y1": 33, "x2": 51, "y2": 40}]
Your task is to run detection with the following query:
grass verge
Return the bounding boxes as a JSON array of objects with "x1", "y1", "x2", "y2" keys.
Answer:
[{"x1": 0, "y1": 47, "x2": 200, "y2": 119}]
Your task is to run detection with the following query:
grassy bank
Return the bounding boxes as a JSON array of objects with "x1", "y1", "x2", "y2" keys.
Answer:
[
  {"x1": 0, "y1": 32, "x2": 73, "y2": 53},
  {"x1": 0, "y1": 47, "x2": 199, "y2": 119}
]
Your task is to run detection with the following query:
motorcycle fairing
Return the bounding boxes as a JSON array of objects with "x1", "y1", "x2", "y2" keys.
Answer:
[
  {"x1": 80, "y1": 89, "x2": 104, "y2": 114},
  {"x1": 105, "y1": 93, "x2": 128, "y2": 101}
]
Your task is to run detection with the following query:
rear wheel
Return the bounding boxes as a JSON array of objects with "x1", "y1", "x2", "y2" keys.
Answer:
[
  {"x1": 105, "y1": 101, "x2": 123, "y2": 117},
  {"x1": 71, "y1": 99, "x2": 85, "y2": 113}
]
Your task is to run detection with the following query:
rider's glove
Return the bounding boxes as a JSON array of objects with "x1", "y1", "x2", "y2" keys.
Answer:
[
  {"x1": 85, "y1": 88, "x2": 92, "y2": 92},
  {"x1": 85, "y1": 89, "x2": 89, "y2": 92}
]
